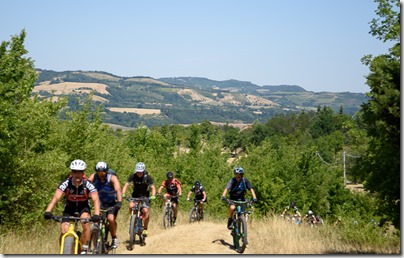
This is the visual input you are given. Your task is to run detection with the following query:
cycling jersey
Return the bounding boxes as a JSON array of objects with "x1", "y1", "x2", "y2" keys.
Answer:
[
  {"x1": 161, "y1": 178, "x2": 181, "y2": 196},
  {"x1": 190, "y1": 185, "x2": 206, "y2": 200},
  {"x1": 126, "y1": 172, "x2": 154, "y2": 198},
  {"x1": 225, "y1": 177, "x2": 253, "y2": 201},
  {"x1": 93, "y1": 173, "x2": 117, "y2": 206},
  {"x1": 57, "y1": 177, "x2": 97, "y2": 212}
]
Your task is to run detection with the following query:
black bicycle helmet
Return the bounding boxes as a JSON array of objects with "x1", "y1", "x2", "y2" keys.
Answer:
[
  {"x1": 166, "y1": 171, "x2": 174, "y2": 179},
  {"x1": 195, "y1": 180, "x2": 201, "y2": 186}
]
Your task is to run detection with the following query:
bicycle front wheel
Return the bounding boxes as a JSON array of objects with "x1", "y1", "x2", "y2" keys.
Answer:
[
  {"x1": 129, "y1": 215, "x2": 136, "y2": 250},
  {"x1": 235, "y1": 216, "x2": 248, "y2": 253},
  {"x1": 189, "y1": 207, "x2": 198, "y2": 223},
  {"x1": 62, "y1": 236, "x2": 75, "y2": 254},
  {"x1": 88, "y1": 225, "x2": 99, "y2": 254},
  {"x1": 163, "y1": 207, "x2": 171, "y2": 229}
]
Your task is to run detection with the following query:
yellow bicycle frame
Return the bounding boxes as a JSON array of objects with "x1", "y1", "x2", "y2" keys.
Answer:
[{"x1": 59, "y1": 222, "x2": 82, "y2": 254}]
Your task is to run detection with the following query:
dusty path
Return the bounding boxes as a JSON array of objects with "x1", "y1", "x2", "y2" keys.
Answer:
[{"x1": 114, "y1": 221, "x2": 240, "y2": 254}]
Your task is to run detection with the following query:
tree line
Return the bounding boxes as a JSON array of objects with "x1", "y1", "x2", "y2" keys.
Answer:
[{"x1": 0, "y1": 0, "x2": 399, "y2": 231}]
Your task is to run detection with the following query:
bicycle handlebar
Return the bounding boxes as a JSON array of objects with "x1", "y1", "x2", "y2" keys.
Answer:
[
  {"x1": 51, "y1": 215, "x2": 92, "y2": 223},
  {"x1": 224, "y1": 199, "x2": 253, "y2": 205},
  {"x1": 125, "y1": 196, "x2": 150, "y2": 202}
]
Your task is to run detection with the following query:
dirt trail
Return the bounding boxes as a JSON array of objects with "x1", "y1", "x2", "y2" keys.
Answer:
[{"x1": 114, "y1": 221, "x2": 241, "y2": 254}]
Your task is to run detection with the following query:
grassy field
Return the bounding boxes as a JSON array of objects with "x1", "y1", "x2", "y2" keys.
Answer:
[{"x1": 0, "y1": 207, "x2": 399, "y2": 254}]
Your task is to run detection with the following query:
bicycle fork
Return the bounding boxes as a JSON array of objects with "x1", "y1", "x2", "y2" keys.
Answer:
[{"x1": 60, "y1": 224, "x2": 81, "y2": 254}]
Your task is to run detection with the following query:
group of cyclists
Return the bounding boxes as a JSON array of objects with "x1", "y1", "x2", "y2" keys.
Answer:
[
  {"x1": 43, "y1": 159, "x2": 220, "y2": 254},
  {"x1": 280, "y1": 201, "x2": 322, "y2": 226}
]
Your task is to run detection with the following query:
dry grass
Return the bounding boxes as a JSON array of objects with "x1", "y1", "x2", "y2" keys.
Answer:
[
  {"x1": 0, "y1": 210, "x2": 399, "y2": 254},
  {"x1": 33, "y1": 82, "x2": 110, "y2": 95},
  {"x1": 107, "y1": 107, "x2": 161, "y2": 115}
]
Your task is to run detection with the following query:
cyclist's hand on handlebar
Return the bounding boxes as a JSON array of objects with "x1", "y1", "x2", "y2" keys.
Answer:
[
  {"x1": 91, "y1": 214, "x2": 101, "y2": 223},
  {"x1": 122, "y1": 193, "x2": 126, "y2": 198},
  {"x1": 221, "y1": 196, "x2": 227, "y2": 202},
  {"x1": 44, "y1": 211, "x2": 53, "y2": 220},
  {"x1": 149, "y1": 195, "x2": 156, "y2": 200},
  {"x1": 187, "y1": 198, "x2": 190, "y2": 201},
  {"x1": 253, "y1": 198, "x2": 258, "y2": 203},
  {"x1": 114, "y1": 201, "x2": 122, "y2": 211}
]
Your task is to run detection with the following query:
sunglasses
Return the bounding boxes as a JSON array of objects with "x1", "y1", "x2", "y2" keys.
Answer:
[{"x1": 71, "y1": 170, "x2": 84, "y2": 174}]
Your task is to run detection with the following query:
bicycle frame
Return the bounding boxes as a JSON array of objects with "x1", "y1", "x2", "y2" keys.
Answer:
[
  {"x1": 161, "y1": 196, "x2": 175, "y2": 228},
  {"x1": 126, "y1": 196, "x2": 148, "y2": 250},
  {"x1": 52, "y1": 215, "x2": 91, "y2": 254},
  {"x1": 226, "y1": 199, "x2": 254, "y2": 253},
  {"x1": 90, "y1": 207, "x2": 115, "y2": 254},
  {"x1": 189, "y1": 199, "x2": 203, "y2": 223}
]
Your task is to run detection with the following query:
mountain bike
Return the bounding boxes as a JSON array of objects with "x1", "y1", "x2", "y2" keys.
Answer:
[
  {"x1": 88, "y1": 206, "x2": 116, "y2": 254},
  {"x1": 160, "y1": 195, "x2": 175, "y2": 229},
  {"x1": 126, "y1": 196, "x2": 148, "y2": 251},
  {"x1": 223, "y1": 199, "x2": 254, "y2": 253},
  {"x1": 51, "y1": 214, "x2": 92, "y2": 254},
  {"x1": 189, "y1": 199, "x2": 204, "y2": 223}
]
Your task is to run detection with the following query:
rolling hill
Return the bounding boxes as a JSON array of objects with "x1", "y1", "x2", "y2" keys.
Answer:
[{"x1": 33, "y1": 69, "x2": 369, "y2": 128}]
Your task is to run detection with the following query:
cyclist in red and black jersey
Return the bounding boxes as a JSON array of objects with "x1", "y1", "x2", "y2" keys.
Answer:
[
  {"x1": 44, "y1": 159, "x2": 101, "y2": 254},
  {"x1": 157, "y1": 171, "x2": 182, "y2": 225},
  {"x1": 122, "y1": 162, "x2": 156, "y2": 237}
]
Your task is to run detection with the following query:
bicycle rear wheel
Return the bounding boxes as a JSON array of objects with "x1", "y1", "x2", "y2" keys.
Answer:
[
  {"x1": 235, "y1": 216, "x2": 248, "y2": 253},
  {"x1": 189, "y1": 207, "x2": 198, "y2": 223},
  {"x1": 128, "y1": 215, "x2": 136, "y2": 250},
  {"x1": 62, "y1": 236, "x2": 75, "y2": 254}
]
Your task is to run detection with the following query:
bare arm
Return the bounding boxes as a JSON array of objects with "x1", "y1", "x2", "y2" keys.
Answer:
[
  {"x1": 45, "y1": 190, "x2": 64, "y2": 213},
  {"x1": 202, "y1": 191, "x2": 207, "y2": 201},
  {"x1": 157, "y1": 185, "x2": 164, "y2": 194},
  {"x1": 187, "y1": 191, "x2": 192, "y2": 199},
  {"x1": 150, "y1": 185, "x2": 156, "y2": 196},
  {"x1": 88, "y1": 173, "x2": 95, "y2": 183},
  {"x1": 222, "y1": 188, "x2": 228, "y2": 198},
  {"x1": 122, "y1": 182, "x2": 130, "y2": 196},
  {"x1": 91, "y1": 191, "x2": 100, "y2": 215},
  {"x1": 250, "y1": 188, "x2": 257, "y2": 199},
  {"x1": 111, "y1": 176, "x2": 122, "y2": 202}
]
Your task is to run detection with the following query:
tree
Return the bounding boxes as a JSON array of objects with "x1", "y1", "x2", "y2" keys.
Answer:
[{"x1": 358, "y1": 0, "x2": 400, "y2": 228}]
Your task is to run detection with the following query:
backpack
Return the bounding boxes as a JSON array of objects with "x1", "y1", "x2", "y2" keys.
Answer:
[
  {"x1": 230, "y1": 177, "x2": 247, "y2": 193},
  {"x1": 165, "y1": 178, "x2": 182, "y2": 194}
]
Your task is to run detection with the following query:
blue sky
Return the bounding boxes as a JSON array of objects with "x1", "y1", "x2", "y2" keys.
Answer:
[{"x1": 1, "y1": 0, "x2": 393, "y2": 93}]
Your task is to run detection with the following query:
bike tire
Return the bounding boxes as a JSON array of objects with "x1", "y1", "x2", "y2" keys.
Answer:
[
  {"x1": 236, "y1": 216, "x2": 248, "y2": 253},
  {"x1": 169, "y1": 208, "x2": 174, "y2": 227},
  {"x1": 62, "y1": 236, "x2": 75, "y2": 254},
  {"x1": 104, "y1": 223, "x2": 110, "y2": 254},
  {"x1": 163, "y1": 207, "x2": 170, "y2": 229},
  {"x1": 189, "y1": 207, "x2": 198, "y2": 223},
  {"x1": 88, "y1": 225, "x2": 99, "y2": 254},
  {"x1": 129, "y1": 215, "x2": 136, "y2": 250}
]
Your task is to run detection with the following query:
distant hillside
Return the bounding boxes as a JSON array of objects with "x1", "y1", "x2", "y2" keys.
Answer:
[{"x1": 33, "y1": 69, "x2": 369, "y2": 128}]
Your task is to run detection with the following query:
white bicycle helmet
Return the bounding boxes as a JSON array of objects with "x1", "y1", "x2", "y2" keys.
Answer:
[
  {"x1": 308, "y1": 210, "x2": 314, "y2": 215},
  {"x1": 70, "y1": 159, "x2": 87, "y2": 170},
  {"x1": 135, "y1": 162, "x2": 146, "y2": 173},
  {"x1": 233, "y1": 166, "x2": 245, "y2": 174},
  {"x1": 95, "y1": 161, "x2": 108, "y2": 172}
]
